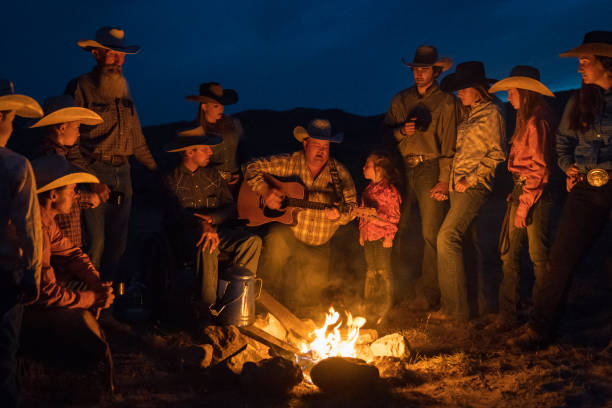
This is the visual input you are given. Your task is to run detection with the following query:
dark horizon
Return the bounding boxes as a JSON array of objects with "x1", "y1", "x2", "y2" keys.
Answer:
[{"x1": 2, "y1": 0, "x2": 611, "y2": 126}]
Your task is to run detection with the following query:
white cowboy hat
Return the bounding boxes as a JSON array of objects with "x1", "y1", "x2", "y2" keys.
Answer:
[
  {"x1": 0, "y1": 80, "x2": 43, "y2": 118},
  {"x1": 30, "y1": 95, "x2": 103, "y2": 128},
  {"x1": 489, "y1": 65, "x2": 555, "y2": 97},
  {"x1": 32, "y1": 155, "x2": 99, "y2": 194}
]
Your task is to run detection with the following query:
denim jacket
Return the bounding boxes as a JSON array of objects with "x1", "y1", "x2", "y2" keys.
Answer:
[{"x1": 557, "y1": 90, "x2": 612, "y2": 173}]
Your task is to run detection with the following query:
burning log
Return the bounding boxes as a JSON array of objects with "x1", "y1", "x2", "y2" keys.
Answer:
[
  {"x1": 310, "y1": 357, "x2": 380, "y2": 393},
  {"x1": 239, "y1": 325, "x2": 301, "y2": 355},
  {"x1": 257, "y1": 289, "x2": 313, "y2": 340},
  {"x1": 253, "y1": 313, "x2": 287, "y2": 341}
]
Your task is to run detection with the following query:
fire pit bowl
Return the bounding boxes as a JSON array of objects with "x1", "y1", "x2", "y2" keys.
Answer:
[{"x1": 310, "y1": 356, "x2": 380, "y2": 394}]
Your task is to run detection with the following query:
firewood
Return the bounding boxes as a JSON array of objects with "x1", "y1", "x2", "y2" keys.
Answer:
[
  {"x1": 239, "y1": 325, "x2": 301, "y2": 356},
  {"x1": 256, "y1": 289, "x2": 312, "y2": 340}
]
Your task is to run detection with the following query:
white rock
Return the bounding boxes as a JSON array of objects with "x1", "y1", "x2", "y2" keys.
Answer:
[{"x1": 370, "y1": 333, "x2": 411, "y2": 358}]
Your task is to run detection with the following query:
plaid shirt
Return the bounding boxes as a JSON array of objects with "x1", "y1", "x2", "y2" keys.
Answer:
[
  {"x1": 451, "y1": 100, "x2": 506, "y2": 191},
  {"x1": 65, "y1": 69, "x2": 157, "y2": 170},
  {"x1": 39, "y1": 137, "x2": 95, "y2": 248},
  {"x1": 245, "y1": 151, "x2": 357, "y2": 246}
]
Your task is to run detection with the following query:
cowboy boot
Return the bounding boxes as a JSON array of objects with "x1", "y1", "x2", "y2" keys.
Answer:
[{"x1": 377, "y1": 269, "x2": 394, "y2": 324}]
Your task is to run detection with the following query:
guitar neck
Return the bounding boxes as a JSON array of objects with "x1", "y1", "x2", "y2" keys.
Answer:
[{"x1": 285, "y1": 197, "x2": 352, "y2": 212}]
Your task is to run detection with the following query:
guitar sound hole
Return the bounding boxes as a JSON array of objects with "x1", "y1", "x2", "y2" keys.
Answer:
[{"x1": 263, "y1": 207, "x2": 286, "y2": 219}]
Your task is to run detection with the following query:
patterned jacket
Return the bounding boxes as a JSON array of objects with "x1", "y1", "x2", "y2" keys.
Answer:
[
  {"x1": 451, "y1": 100, "x2": 506, "y2": 191},
  {"x1": 359, "y1": 180, "x2": 401, "y2": 242},
  {"x1": 245, "y1": 151, "x2": 357, "y2": 246},
  {"x1": 65, "y1": 68, "x2": 157, "y2": 170}
]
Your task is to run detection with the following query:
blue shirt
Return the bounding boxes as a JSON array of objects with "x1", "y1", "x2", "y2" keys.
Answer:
[{"x1": 557, "y1": 90, "x2": 612, "y2": 172}]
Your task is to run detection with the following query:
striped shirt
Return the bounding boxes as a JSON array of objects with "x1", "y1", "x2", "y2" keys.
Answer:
[
  {"x1": 451, "y1": 100, "x2": 506, "y2": 191},
  {"x1": 245, "y1": 151, "x2": 357, "y2": 246}
]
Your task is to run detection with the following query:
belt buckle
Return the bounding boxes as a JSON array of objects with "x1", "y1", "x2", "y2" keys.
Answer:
[
  {"x1": 586, "y1": 168, "x2": 609, "y2": 187},
  {"x1": 405, "y1": 155, "x2": 423, "y2": 168}
]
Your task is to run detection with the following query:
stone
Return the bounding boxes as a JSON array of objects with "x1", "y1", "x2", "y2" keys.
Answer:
[
  {"x1": 181, "y1": 344, "x2": 214, "y2": 368},
  {"x1": 373, "y1": 356, "x2": 422, "y2": 386},
  {"x1": 310, "y1": 357, "x2": 380, "y2": 393},
  {"x1": 226, "y1": 344, "x2": 271, "y2": 374},
  {"x1": 355, "y1": 344, "x2": 375, "y2": 363},
  {"x1": 253, "y1": 313, "x2": 288, "y2": 341},
  {"x1": 370, "y1": 333, "x2": 411, "y2": 358},
  {"x1": 241, "y1": 356, "x2": 303, "y2": 396},
  {"x1": 201, "y1": 325, "x2": 247, "y2": 364}
]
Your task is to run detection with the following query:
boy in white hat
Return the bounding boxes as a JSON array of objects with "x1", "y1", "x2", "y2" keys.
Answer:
[{"x1": 0, "y1": 79, "x2": 42, "y2": 408}]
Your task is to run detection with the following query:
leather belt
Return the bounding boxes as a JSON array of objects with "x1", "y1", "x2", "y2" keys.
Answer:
[
  {"x1": 576, "y1": 168, "x2": 612, "y2": 187},
  {"x1": 404, "y1": 154, "x2": 425, "y2": 168},
  {"x1": 92, "y1": 153, "x2": 128, "y2": 166}
]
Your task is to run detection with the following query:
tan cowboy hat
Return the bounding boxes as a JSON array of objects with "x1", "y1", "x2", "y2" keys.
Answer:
[
  {"x1": 560, "y1": 31, "x2": 612, "y2": 58},
  {"x1": 30, "y1": 95, "x2": 103, "y2": 128},
  {"x1": 78, "y1": 27, "x2": 141, "y2": 54},
  {"x1": 293, "y1": 118, "x2": 343, "y2": 143},
  {"x1": 0, "y1": 80, "x2": 43, "y2": 118},
  {"x1": 402, "y1": 45, "x2": 453, "y2": 72},
  {"x1": 489, "y1": 66, "x2": 555, "y2": 97},
  {"x1": 32, "y1": 155, "x2": 99, "y2": 194},
  {"x1": 166, "y1": 123, "x2": 222, "y2": 152}
]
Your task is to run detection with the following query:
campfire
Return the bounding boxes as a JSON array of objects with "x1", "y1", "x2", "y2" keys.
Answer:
[{"x1": 299, "y1": 307, "x2": 366, "y2": 362}]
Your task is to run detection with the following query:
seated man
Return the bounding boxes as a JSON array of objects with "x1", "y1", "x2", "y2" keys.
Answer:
[
  {"x1": 163, "y1": 124, "x2": 261, "y2": 309},
  {"x1": 23, "y1": 155, "x2": 115, "y2": 389},
  {"x1": 243, "y1": 119, "x2": 357, "y2": 307}
]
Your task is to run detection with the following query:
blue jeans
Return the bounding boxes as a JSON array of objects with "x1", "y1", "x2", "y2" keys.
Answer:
[
  {"x1": 83, "y1": 161, "x2": 133, "y2": 282},
  {"x1": 437, "y1": 184, "x2": 489, "y2": 320},
  {"x1": 0, "y1": 304, "x2": 23, "y2": 408},
  {"x1": 499, "y1": 184, "x2": 552, "y2": 320},
  {"x1": 396, "y1": 159, "x2": 448, "y2": 305}
]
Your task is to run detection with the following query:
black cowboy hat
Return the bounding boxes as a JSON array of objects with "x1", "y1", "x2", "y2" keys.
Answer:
[
  {"x1": 185, "y1": 82, "x2": 239, "y2": 106},
  {"x1": 560, "y1": 31, "x2": 612, "y2": 58},
  {"x1": 78, "y1": 27, "x2": 141, "y2": 54},
  {"x1": 402, "y1": 45, "x2": 453, "y2": 72},
  {"x1": 441, "y1": 61, "x2": 496, "y2": 93},
  {"x1": 166, "y1": 123, "x2": 222, "y2": 152}
]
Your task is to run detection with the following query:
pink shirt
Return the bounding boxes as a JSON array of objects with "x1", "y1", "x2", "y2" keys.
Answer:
[
  {"x1": 359, "y1": 180, "x2": 401, "y2": 242},
  {"x1": 507, "y1": 115, "x2": 555, "y2": 218}
]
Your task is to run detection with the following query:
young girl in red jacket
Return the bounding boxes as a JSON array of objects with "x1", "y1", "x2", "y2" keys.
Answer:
[{"x1": 359, "y1": 151, "x2": 401, "y2": 324}]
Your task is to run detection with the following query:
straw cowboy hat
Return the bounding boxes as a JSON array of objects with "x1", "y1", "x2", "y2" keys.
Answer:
[
  {"x1": 30, "y1": 95, "x2": 103, "y2": 128},
  {"x1": 489, "y1": 66, "x2": 555, "y2": 97},
  {"x1": 166, "y1": 123, "x2": 222, "y2": 152},
  {"x1": 293, "y1": 119, "x2": 343, "y2": 143},
  {"x1": 32, "y1": 155, "x2": 99, "y2": 194},
  {"x1": 186, "y1": 82, "x2": 239, "y2": 105},
  {"x1": 441, "y1": 61, "x2": 496, "y2": 92},
  {"x1": 560, "y1": 31, "x2": 612, "y2": 58},
  {"x1": 402, "y1": 45, "x2": 453, "y2": 72},
  {"x1": 0, "y1": 79, "x2": 43, "y2": 118},
  {"x1": 77, "y1": 27, "x2": 141, "y2": 54}
]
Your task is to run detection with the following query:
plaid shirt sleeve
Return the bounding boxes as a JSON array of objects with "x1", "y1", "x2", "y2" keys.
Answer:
[{"x1": 244, "y1": 153, "x2": 297, "y2": 193}]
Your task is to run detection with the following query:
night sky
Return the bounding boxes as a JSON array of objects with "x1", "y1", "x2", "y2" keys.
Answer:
[{"x1": 2, "y1": 0, "x2": 611, "y2": 125}]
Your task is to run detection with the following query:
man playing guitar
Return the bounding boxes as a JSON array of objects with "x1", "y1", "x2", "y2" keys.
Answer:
[{"x1": 243, "y1": 119, "x2": 357, "y2": 307}]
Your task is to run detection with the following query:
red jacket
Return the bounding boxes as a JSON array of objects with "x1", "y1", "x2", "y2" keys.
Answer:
[{"x1": 37, "y1": 206, "x2": 101, "y2": 309}]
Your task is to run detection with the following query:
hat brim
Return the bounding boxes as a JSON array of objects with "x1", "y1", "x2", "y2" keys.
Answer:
[
  {"x1": 77, "y1": 40, "x2": 141, "y2": 54},
  {"x1": 30, "y1": 107, "x2": 103, "y2": 128},
  {"x1": 0, "y1": 95, "x2": 43, "y2": 118},
  {"x1": 441, "y1": 74, "x2": 496, "y2": 93},
  {"x1": 166, "y1": 127, "x2": 223, "y2": 152},
  {"x1": 560, "y1": 43, "x2": 612, "y2": 58},
  {"x1": 37, "y1": 172, "x2": 100, "y2": 194},
  {"x1": 489, "y1": 77, "x2": 555, "y2": 97},
  {"x1": 402, "y1": 57, "x2": 453, "y2": 72},
  {"x1": 185, "y1": 89, "x2": 239, "y2": 106},
  {"x1": 293, "y1": 126, "x2": 343, "y2": 143}
]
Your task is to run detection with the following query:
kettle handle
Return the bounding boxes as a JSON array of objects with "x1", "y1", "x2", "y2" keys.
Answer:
[
  {"x1": 254, "y1": 278, "x2": 263, "y2": 299},
  {"x1": 209, "y1": 282, "x2": 247, "y2": 317}
]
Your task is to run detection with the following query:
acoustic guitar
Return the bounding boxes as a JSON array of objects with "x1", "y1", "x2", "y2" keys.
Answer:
[{"x1": 237, "y1": 173, "x2": 376, "y2": 226}]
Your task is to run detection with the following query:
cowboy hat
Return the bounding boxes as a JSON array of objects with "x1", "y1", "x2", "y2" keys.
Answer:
[
  {"x1": 186, "y1": 82, "x2": 239, "y2": 105},
  {"x1": 0, "y1": 79, "x2": 43, "y2": 118},
  {"x1": 402, "y1": 45, "x2": 453, "y2": 72},
  {"x1": 166, "y1": 123, "x2": 222, "y2": 152},
  {"x1": 30, "y1": 95, "x2": 103, "y2": 128},
  {"x1": 78, "y1": 27, "x2": 141, "y2": 54},
  {"x1": 32, "y1": 155, "x2": 99, "y2": 194},
  {"x1": 560, "y1": 31, "x2": 612, "y2": 58},
  {"x1": 441, "y1": 61, "x2": 496, "y2": 93},
  {"x1": 293, "y1": 119, "x2": 343, "y2": 143},
  {"x1": 489, "y1": 66, "x2": 555, "y2": 97}
]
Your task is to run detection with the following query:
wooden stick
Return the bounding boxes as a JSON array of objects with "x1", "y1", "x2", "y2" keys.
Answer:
[
  {"x1": 256, "y1": 289, "x2": 312, "y2": 340},
  {"x1": 239, "y1": 325, "x2": 301, "y2": 355}
]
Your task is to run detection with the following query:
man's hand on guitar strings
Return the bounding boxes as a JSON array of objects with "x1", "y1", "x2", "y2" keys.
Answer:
[{"x1": 263, "y1": 187, "x2": 284, "y2": 210}]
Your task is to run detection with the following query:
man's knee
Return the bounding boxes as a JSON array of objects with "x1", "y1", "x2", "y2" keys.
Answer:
[{"x1": 437, "y1": 226, "x2": 460, "y2": 251}]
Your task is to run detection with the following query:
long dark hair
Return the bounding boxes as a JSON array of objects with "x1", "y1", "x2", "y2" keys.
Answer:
[
  {"x1": 512, "y1": 88, "x2": 555, "y2": 142},
  {"x1": 569, "y1": 55, "x2": 612, "y2": 132},
  {"x1": 369, "y1": 151, "x2": 400, "y2": 187}
]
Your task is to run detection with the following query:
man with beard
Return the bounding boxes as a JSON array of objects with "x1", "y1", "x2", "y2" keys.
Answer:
[
  {"x1": 65, "y1": 27, "x2": 157, "y2": 292},
  {"x1": 383, "y1": 45, "x2": 458, "y2": 311},
  {"x1": 0, "y1": 79, "x2": 43, "y2": 408},
  {"x1": 244, "y1": 119, "x2": 357, "y2": 307}
]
